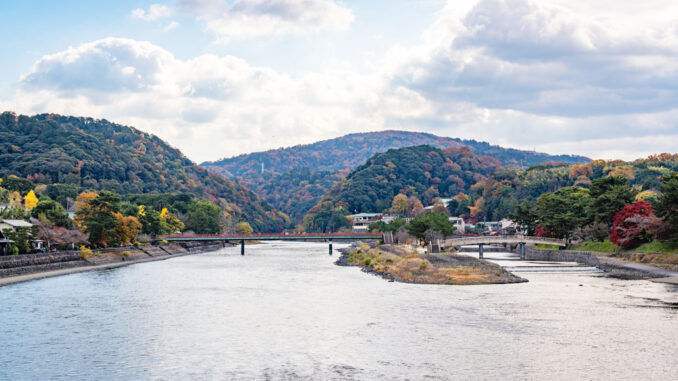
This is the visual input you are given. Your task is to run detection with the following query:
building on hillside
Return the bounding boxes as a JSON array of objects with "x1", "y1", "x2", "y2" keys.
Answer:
[
  {"x1": 0, "y1": 219, "x2": 43, "y2": 251},
  {"x1": 0, "y1": 219, "x2": 33, "y2": 233},
  {"x1": 0, "y1": 237, "x2": 13, "y2": 254},
  {"x1": 448, "y1": 216, "x2": 465, "y2": 233},
  {"x1": 348, "y1": 213, "x2": 382, "y2": 232},
  {"x1": 423, "y1": 198, "x2": 453, "y2": 211},
  {"x1": 499, "y1": 218, "x2": 518, "y2": 234}
]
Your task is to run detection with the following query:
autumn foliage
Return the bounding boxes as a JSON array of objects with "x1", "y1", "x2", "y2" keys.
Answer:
[{"x1": 610, "y1": 201, "x2": 661, "y2": 249}]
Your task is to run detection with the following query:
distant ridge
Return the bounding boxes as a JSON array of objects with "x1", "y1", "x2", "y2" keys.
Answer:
[
  {"x1": 200, "y1": 130, "x2": 589, "y2": 221},
  {"x1": 202, "y1": 130, "x2": 589, "y2": 178}
]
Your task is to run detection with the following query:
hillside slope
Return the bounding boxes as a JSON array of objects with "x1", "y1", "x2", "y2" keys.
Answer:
[
  {"x1": 318, "y1": 145, "x2": 502, "y2": 213},
  {"x1": 203, "y1": 130, "x2": 589, "y2": 178},
  {"x1": 201, "y1": 130, "x2": 589, "y2": 221},
  {"x1": 0, "y1": 112, "x2": 288, "y2": 232}
]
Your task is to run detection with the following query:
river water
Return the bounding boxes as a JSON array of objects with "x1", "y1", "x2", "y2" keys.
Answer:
[{"x1": 1, "y1": 242, "x2": 677, "y2": 380}]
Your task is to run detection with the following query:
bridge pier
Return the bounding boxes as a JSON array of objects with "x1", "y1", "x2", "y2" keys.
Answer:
[
  {"x1": 241, "y1": 240, "x2": 245, "y2": 256},
  {"x1": 329, "y1": 239, "x2": 333, "y2": 255},
  {"x1": 478, "y1": 244, "x2": 484, "y2": 259},
  {"x1": 519, "y1": 242, "x2": 525, "y2": 260}
]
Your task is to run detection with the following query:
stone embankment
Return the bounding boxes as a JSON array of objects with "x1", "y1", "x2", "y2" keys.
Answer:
[
  {"x1": 0, "y1": 242, "x2": 227, "y2": 287},
  {"x1": 337, "y1": 242, "x2": 526, "y2": 285},
  {"x1": 515, "y1": 246, "x2": 678, "y2": 280}
]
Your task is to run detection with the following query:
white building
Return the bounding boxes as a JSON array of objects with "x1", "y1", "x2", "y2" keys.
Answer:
[
  {"x1": 448, "y1": 216, "x2": 465, "y2": 233},
  {"x1": 349, "y1": 213, "x2": 382, "y2": 232},
  {"x1": 0, "y1": 219, "x2": 33, "y2": 233},
  {"x1": 423, "y1": 198, "x2": 454, "y2": 211}
]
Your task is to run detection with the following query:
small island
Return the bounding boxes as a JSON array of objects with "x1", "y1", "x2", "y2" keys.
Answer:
[{"x1": 338, "y1": 242, "x2": 526, "y2": 285}]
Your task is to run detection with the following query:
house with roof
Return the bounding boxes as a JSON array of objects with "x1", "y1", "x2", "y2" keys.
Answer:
[
  {"x1": 348, "y1": 213, "x2": 382, "y2": 232},
  {"x1": 0, "y1": 219, "x2": 43, "y2": 251},
  {"x1": 0, "y1": 219, "x2": 33, "y2": 233}
]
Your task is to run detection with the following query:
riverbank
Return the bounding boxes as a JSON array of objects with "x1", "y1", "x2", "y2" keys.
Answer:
[
  {"x1": 337, "y1": 242, "x2": 526, "y2": 285},
  {"x1": 0, "y1": 242, "x2": 227, "y2": 287},
  {"x1": 511, "y1": 245, "x2": 678, "y2": 282}
]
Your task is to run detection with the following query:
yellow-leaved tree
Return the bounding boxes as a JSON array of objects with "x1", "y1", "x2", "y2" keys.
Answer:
[
  {"x1": 390, "y1": 193, "x2": 409, "y2": 215},
  {"x1": 24, "y1": 190, "x2": 38, "y2": 210},
  {"x1": 234, "y1": 222, "x2": 254, "y2": 235},
  {"x1": 73, "y1": 191, "x2": 99, "y2": 229}
]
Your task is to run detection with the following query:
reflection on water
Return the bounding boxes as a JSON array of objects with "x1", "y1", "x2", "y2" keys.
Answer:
[{"x1": 0, "y1": 242, "x2": 677, "y2": 380}]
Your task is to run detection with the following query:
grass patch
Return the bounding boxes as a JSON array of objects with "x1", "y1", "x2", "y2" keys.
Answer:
[
  {"x1": 535, "y1": 244, "x2": 560, "y2": 250},
  {"x1": 632, "y1": 242, "x2": 678, "y2": 254},
  {"x1": 573, "y1": 240, "x2": 620, "y2": 253}
]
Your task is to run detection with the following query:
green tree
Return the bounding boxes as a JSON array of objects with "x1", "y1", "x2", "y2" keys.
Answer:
[
  {"x1": 138, "y1": 207, "x2": 171, "y2": 236},
  {"x1": 31, "y1": 200, "x2": 72, "y2": 227},
  {"x1": 509, "y1": 201, "x2": 537, "y2": 235},
  {"x1": 309, "y1": 207, "x2": 350, "y2": 233},
  {"x1": 45, "y1": 184, "x2": 78, "y2": 209},
  {"x1": 406, "y1": 212, "x2": 455, "y2": 242},
  {"x1": 160, "y1": 208, "x2": 185, "y2": 233},
  {"x1": 369, "y1": 217, "x2": 407, "y2": 233},
  {"x1": 587, "y1": 176, "x2": 636, "y2": 228},
  {"x1": 535, "y1": 186, "x2": 591, "y2": 240},
  {"x1": 77, "y1": 191, "x2": 123, "y2": 247},
  {"x1": 1, "y1": 175, "x2": 33, "y2": 194},
  {"x1": 655, "y1": 172, "x2": 678, "y2": 243},
  {"x1": 186, "y1": 200, "x2": 221, "y2": 234}
]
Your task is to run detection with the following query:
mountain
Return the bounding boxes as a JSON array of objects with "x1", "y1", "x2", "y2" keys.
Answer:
[
  {"x1": 0, "y1": 112, "x2": 288, "y2": 232},
  {"x1": 201, "y1": 130, "x2": 590, "y2": 222},
  {"x1": 202, "y1": 130, "x2": 589, "y2": 178},
  {"x1": 305, "y1": 147, "x2": 678, "y2": 229},
  {"x1": 312, "y1": 145, "x2": 502, "y2": 215}
]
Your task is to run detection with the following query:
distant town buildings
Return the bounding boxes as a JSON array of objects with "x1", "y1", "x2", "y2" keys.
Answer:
[{"x1": 348, "y1": 199, "x2": 517, "y2": 236}]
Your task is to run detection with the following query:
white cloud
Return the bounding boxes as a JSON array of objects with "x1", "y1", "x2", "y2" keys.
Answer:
[
  {"x1": 131, "y1": 4, "x2": 173, "y2": 21},
  {"x1": 388, "y1": 0, "x2": 678, "y2": 118},
  {"x1": 163, "y1": 21, "x2": 180, "y2": 31},
  {"x1": 4, "y1": 0, "x2": 678, "y2": 163},
  {"x1": 9, "y1": 38, "x2": 382, "y2": 162},
  {"x1": 183, "y1": 0, "x2": 354, "y2": 41}
]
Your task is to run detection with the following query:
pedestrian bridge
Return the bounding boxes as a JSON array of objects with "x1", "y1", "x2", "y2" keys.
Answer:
[
  {"x1": 441, "y1": 235, "x2": 567, "y2": 259},
  {"x1": 159, "y1": 233, "x2": 384, "y2": 255}
]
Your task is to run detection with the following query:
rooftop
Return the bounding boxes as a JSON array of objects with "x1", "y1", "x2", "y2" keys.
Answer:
[{"x1": 0, "y1": 219, "x2": 33, "y2": 228}]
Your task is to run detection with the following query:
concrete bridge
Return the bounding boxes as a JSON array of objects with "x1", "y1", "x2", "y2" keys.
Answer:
[
  {"x1": 159, "y1": 233, "x2": 384, "y2": 255},
  {"x1": 442, "y1": 235, "x2": 567, "y2": 259}
]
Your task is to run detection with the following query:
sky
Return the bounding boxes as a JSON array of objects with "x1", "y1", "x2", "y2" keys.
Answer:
[{"x1": 1, "y1": 0, "x2": 677, "y2": 163}]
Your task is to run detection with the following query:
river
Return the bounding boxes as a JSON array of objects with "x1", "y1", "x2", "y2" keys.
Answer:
[{"x1": 1, "y1": 242, "x2": 677, "y2": 380}]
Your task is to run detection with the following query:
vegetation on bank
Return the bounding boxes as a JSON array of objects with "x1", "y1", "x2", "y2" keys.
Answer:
[
  {"x1": 0, "y1": 179, "x2": 252, "y2": 253},
  {"x1": 0, "y1": 112, "x2": 288, "y2": 232},
  {"x1": 510, "y1": 172, "x2": 678, "y2": 252},
  {"x1": 344, "y1": 243, "x2": 524, "y2": 285},
  {"x1": 302, "y1": 144, "x2": 678, "y2": 236}
]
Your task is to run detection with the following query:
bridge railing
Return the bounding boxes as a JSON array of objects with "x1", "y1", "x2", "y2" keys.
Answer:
[
  {"x1": 443, "y1": 235, "x2": 566, "y2": 246},
  {"x1": 159, "y1": 232, "x2": 384, "y2": 239}
]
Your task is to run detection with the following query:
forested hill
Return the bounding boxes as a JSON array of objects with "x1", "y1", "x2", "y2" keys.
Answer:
[
  {"x1": 202, "y1": 130, "x2": 589, "y2": 178},
  {"x1": 0, "y1": 112, "x2": 288, "y2": 232},
  {"x1": 306, "y1": 144, "x2": 678, "y2": 229},
  {"x1": 201, "y1": 130, "x2": 588, "y2": 222},
  {"x1": 315, "y1": 145, "x2": 503, "y2": 214}
]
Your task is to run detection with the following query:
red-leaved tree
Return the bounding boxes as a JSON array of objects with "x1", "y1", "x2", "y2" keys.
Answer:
[
  {"x1": 534, "y1": 226, "x2": 553, "y2": 238},
  {"x1": 610, "y1": 201, "x2": 661, "y2": 249}
]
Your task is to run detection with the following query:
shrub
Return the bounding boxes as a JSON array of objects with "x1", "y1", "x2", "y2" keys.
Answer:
[
  {"x1": 610, "y1": 201, "x2": 661, "y2": 249},
  {"x1": 79, "y1": 245, "x2": 93, "y2": 260}
]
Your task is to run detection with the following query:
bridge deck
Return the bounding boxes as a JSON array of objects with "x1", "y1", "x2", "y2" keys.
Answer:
[
  {"x1": 443, "y1": 235, "x2": 566, "y2": 247},
  {"x1": 160, "y1": 233, "x2": 383, "y2": 241}
]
